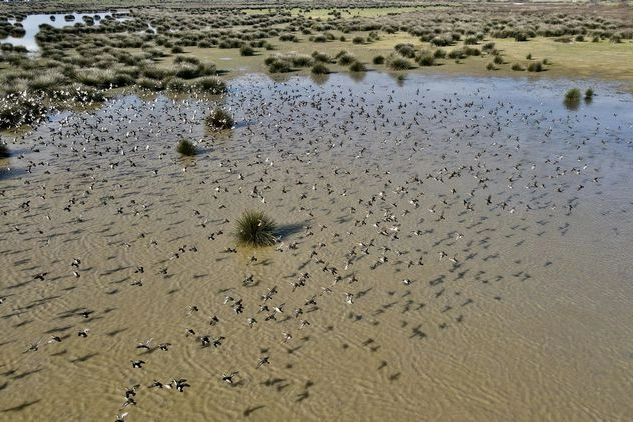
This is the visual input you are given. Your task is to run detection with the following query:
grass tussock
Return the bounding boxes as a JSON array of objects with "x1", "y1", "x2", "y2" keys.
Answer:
[
  {"x1": 176, "y1": 138, "x2": 197, "y2": 156},
  {"x1": 235, "y1": 210, "x2": 277, "y2": 247},
  {"x1": 206, "y1": 107, "x2": 234, "y2": 130}
]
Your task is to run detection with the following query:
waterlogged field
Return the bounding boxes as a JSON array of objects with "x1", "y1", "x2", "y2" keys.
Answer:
[{"x1": 1, "y1": 72, "x2": 633, "y2": 421}]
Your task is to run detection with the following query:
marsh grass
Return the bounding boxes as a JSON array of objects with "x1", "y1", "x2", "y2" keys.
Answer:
[
  {"x1": 196, "y1": 77, "x2": 227, "y2": 94},
  {"x1": 311, "y1": 62, "x2": 330, "y2": 74},
  {"x1": 349, "y1": 60, "x2": 366, "y2": 72},
  {"x1": 387, "y1": 54, "x2": 411, "y2": 70},
  {"x1": 206, "y1": 106, "x2": 234, "y2": 130},
  {"x1": 235, "y1": 210, "x2": 277, "y2": 247},
  {"x1": 564, "y1": 87, "x2": 581, "y2": 110},
  {"x1": 176, "y1": 138, "x2": 197, "y2": 156}
]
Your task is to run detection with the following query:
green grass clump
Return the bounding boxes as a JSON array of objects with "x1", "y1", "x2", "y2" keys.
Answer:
[
  {"x1": 311, "y1": 62, "x2": 330, "y2": 74},
  {"x1": 372, "y1": 55, "x2": 385, "y2": 65},
  {"x1": 176, "y1": 138, "x2": 197, "y2": 156},
  {"x1": 349, "y1": 61, "x2": 366, "y2": 72},
  {"x1": 240, "y1": 45, "x2": 255, "y2": 56},
  {"x1": 196, "y1": 77, "x2": 227, "y2": 94},
  {"x1": 527, "y1": 61, "x2": 543, "y2": 72},
  {"x1": 387, "y1": 54, "x2": 411, "y2": 70},
  {"x1": 417, "y1": 53, "x2": 434, "y2": 66},
  {"x1": 235, "y1": 210, "x2": 277, "y2": 247},
  {"x1": 206, "y1": 107, "x2": 234, "y2": 129},
  {"x1": 585, "y1": 88, "x2": 594, "y2": 99},
  {"x1": 564, "y1": 88, "x2": 581, "y2": 110},
  {"x1": 336, "y1": 51, "x2": 356, "y2": 65},
  {"x1": 511, "y1": 63, "x2": 524, "y2": 71},
  {"x1": 564, "y1": 88, "x2": 581, "y2": 102}
]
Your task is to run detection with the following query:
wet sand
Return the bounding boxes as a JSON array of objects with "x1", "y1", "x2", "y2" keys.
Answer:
[{"x1": 1, "y1": 72, "x2": 633, "y2": 421}]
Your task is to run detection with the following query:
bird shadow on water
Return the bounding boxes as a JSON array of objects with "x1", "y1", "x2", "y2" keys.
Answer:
[{"x1": 1, "y1": 399, "x2": 41, "y2": 413}]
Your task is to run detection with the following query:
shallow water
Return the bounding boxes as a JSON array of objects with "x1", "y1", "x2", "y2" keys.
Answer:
[
  {"x1": 1, "y1": 12, "x2": 129, "y2": 52},
  {"x1": 1, "y1": 72, "x2": 633, "y2": 421}
]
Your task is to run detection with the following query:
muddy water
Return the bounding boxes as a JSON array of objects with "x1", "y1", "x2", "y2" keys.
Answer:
[{"x1": 1, "y1": 72, "x2": 632, "y2": 421}]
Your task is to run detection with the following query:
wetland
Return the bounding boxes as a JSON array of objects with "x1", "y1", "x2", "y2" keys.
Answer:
[{"x1": 1, "y1": 2, "x2": 633, "y2": 421}]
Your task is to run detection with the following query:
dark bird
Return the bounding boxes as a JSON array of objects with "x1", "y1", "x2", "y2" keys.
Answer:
[
  {"x1": 222, "y1": 371, "x2": 239, "y2": 384},
  {"x1": 256, "y1": 356, "x2": 270, "y2": 368},
  {"x1": 172, "y1": 378, "x2": 190, "y2": 392},
  {"x1": 131, "y1": 360, "x2": 145, "y2": 368}
]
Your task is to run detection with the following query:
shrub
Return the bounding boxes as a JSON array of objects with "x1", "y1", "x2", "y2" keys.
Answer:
[
  {"x1": 433, "y1": 49, "x2": 446, "y2": 59},
  {"x1": 352, "y1": 36, "x2": 364, "y2": 44},
  {"x1": 493, "y1": 55, "x2": 503, "y2": 65},
  {"x1": 387, "y1": 55, "x2": 411, "y2": 70},
  {"x1": 240, "y1": 45, "x2": 255, "y2": 56},
  {"x1": 564, "y1": 88, "x2": 581, "y2": 102},
  {"x1": 266, "y1": 57, "x2": 292, "y2": 73},
  {"x1": 206, "y1": 107, "x2": 234, "y2": 129},
  {"x1": 176, "y1": 138, "x2": 197, "y2": 156},
  {"x1": 312, "y1": 51, "x2": 332, "y2": 63},
  {"x1": 0, "y1": 143, "x2": 8, "y2": 158},
  {"x1": 527, "y1": 61, "x2": 543, "y2": 72},
  {"x1": 290, "y1": 54, "x2": 313, "y2": 67},
  {"x1": 311, "y1": 62, "x2": 330, "y2": 74},
  {"x1": 511, "y1": 63, "x2": 524, "y2": 71},
  {"x1": 349, "y1": 61, "x2": 366, "y2": 72},
  {"x1": 395, "y1": 43, "x2": 416, "y2": 58},
  {"x1": 197, "y1": 77, "x2": 227, "y2": 94},
  {"x1": 279, "y1": 33, "x2": 297, "y2": 42},
  {"x1": 337, "y1": 52, "x2": 356, "y2": 65},
  {"x1": 235, "y1": 210, "x2": 277, "y2": 247},
  {"x1": 564, "y1": 88, "x2": 581, "y2": 110},
  {"x1": 373, "y1": 55, "x2": 385, "y2": 64},
  {"x1": 486, "y1": 62, "x2": 497, "y2": 71},
  {"x1": 417, "y1": 51, "x2": 434, "y2": 66},
  {"x1": 167, "y1": 77, "x2": 190, "y2": 92}
]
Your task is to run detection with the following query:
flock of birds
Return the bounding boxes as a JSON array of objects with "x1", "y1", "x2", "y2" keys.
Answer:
[{"x1": 0, "y1": 72, "x2": 629, "y2": 420}]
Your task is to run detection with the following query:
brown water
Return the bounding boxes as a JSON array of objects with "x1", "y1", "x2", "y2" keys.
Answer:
[{"x1": 1, "y1": 73, "x2": 633, "y2": 421}]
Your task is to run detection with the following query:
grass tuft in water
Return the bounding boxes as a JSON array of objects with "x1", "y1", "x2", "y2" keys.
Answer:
[
  {"x1": 235, "y1": 210, "x2": 277, "y2": 247},
  {"x1": 206, "y1": 107, "x2": 234, "y2": 129},
  {"x1": 176, "y1": 138, "x2": 197, "y2": 156}
]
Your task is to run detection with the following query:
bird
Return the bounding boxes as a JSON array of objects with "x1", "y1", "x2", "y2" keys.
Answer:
[
  {"x1": 136, "y1": 338, "x2": 153, "y2": 350},
  {"x1": 345, "y1": 293, "x2": 354, "y2": 304},
  {"x1": 78, "y1": 328, "x2": 89, "y2": 337},
  {"x1": 131, "y1": 360, "x2": 145, "y2": 368},
  {"x1": 158, "y1": 342, "x2": 171, "y2": 351},
  {"x1": 124, "y1": 384, "x2": 140, "y2": 399},
  {"x1": 222, "y1": 371, "x2": 239, "y2": 384},
  {"x1": 256, "y1": 356, "x2": 270, "y2": 368},
  {"x1": 172, "y1": 378, "x2": 189, "y2": 392}
]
